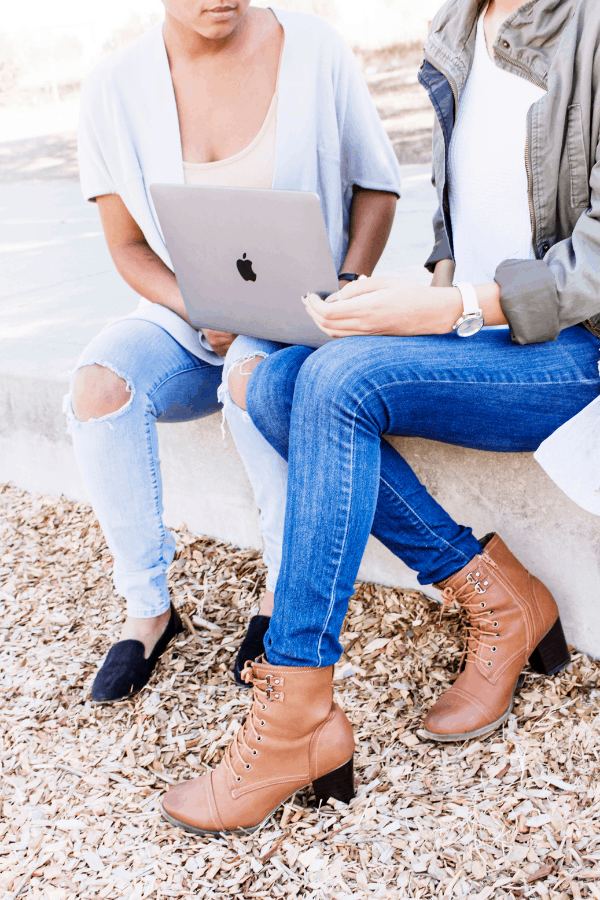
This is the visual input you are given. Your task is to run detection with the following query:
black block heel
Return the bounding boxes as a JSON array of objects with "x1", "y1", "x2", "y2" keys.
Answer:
[
  {"x1": 312, "y1": 758, "x2": 355, "y2": 806},
  {"x1": 529, "y1": 618, "x2": 570, "y2": 676}
]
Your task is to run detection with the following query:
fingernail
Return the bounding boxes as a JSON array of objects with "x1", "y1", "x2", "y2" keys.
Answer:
[{"x1": 325, "y1": 293, "x2": 340, "y2": 304}]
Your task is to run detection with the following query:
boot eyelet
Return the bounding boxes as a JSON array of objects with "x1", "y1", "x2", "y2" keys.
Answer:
[
  {"x1": 252, "y1": 749, "x2": 258, "y2": 756},
  {"x1": 481, "y1": 602, "x2": 486, "y2": 608},
  {"x1": 495, "y1": 634, "x2": 500, "y2": 638},
  {"x1": 256, "y1": 736, "x2": 263, "y2": 742},
  {"x1": 274, "y1": 679, "x2": 280, "y2": 685},
  {"x1": 492, "y1": 647, "x2": 497, "y2": 652},
  {"x1": 483, "y1": 581, "x2": 489, "y2": 586},
  {"x1": 261, "y1": 704, "x2": 267, "y2": 710},
  {"x1": 475, "y1": 572, "x2": 480, "y2": 577},
  {"x1": 236, "y1": 776, "x2": 242, "y2": 782},
  {"x1": 260, "y1": 720, "x2": 265, "y2": 727},
  {"x1": 487, "y1": 661, "x2": 493, "y2": 667},
  {"x1": 245, "y1": 763, "x2": 251, "y2": 770},
  {"x1": 493, "y1": 622, "x2": 498, "y2": 628}
]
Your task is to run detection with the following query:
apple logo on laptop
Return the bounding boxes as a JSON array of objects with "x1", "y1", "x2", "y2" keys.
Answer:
[{"x1": 236, "y1": 253, "x2": 257, "y2": 282}]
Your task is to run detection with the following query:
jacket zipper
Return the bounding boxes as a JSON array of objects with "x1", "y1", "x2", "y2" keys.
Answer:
[
  {"x1": 524, "y1": 125, "x2": 537, "y2": 257},
  {"x1": 494, "y1": 47, "x2": 546, "y2": 91},
  {"x1": 495, "y1": 47, "x2": 545, "y2": 259},
  {"x1": 447, "y1": 71, "x2": 459, "y2": 117}
]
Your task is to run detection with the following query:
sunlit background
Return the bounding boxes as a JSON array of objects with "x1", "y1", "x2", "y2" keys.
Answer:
[{"x1": 1, "y1": 0, "x2": 444, "y2": 117}]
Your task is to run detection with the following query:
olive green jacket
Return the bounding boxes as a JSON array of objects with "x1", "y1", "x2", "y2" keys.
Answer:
[{"x1": 419, "y1": 0, "x2": 600, "y2": 344}]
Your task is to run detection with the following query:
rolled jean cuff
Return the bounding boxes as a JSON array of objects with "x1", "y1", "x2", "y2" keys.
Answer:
[
  {"x1": 125, "y1": 598, "x2": 172, "y2": 619},
  {"x1": 113, "y1": 557, "x2": 176, "y2": 620}
]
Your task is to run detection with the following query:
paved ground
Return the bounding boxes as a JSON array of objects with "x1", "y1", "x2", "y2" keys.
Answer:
[
  {"x1": 0, "y1": 47, "x2": 432, "y2": 185},
  {"x1": 0, "y1": 169, "x2": 437, "y2": 382},
  {"x1": 0, "y1": 132, "x2": 79, "y2": 184}
]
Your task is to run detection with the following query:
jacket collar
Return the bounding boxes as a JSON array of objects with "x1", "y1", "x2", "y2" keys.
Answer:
[{"x1": 424, "y1": 0, "x2": 577, "y2": 94}]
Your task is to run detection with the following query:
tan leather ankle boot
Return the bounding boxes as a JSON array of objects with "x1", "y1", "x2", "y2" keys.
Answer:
[
  {"x1": 161, "y1": 659, "x2": 355, "y2": 835},
  {"x1": 423, "y1": 534, "x2": 570, "y2": 742}
]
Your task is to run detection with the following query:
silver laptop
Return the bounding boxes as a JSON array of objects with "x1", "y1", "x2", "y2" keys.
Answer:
[{"x1": 150, "y1": 184, "x2": 340, "y2": 348}]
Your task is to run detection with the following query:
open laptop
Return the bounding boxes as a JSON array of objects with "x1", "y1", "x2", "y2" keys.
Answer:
[{"x1": 150, "y1": 184, "x2": 340, "y2": 348}]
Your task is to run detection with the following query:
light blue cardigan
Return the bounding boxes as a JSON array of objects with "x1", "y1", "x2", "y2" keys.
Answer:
[{"x1": 78, "y1": 8, "x2": 402, "y2": 364}]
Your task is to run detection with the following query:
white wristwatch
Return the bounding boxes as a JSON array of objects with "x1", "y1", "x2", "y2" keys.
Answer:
[{"x1": 452, "y1": 282, "x2": 484, "y2": 337}]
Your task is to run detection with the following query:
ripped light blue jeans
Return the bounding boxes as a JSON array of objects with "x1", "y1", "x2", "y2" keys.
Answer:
[{"x1": 65, "y1": 319, "x2": 287, "y2": 618}]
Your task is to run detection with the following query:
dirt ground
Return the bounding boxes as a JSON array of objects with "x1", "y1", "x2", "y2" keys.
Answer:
[
  {"x1": 0, "y1": 47, "x2": 432, "y2": 185},
  {"x1": 1, "y1": 484, "x2": 599, "y2": 900}
]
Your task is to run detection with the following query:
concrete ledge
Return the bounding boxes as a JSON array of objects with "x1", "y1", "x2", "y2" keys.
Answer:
[{"x1": 2, "y1": 371, "x2": 599, "y2": 658}]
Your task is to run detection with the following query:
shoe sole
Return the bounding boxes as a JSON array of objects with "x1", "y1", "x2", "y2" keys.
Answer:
[
  {"x1": 159, "y1": 756, "x2": 355, "y2": 837},
  {"x1": 421, "y1": 697, "x2": 514, "y2": 743}
]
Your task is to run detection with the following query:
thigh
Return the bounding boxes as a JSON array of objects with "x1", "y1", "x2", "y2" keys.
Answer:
[
  {"x1": 302, "y1": 326, "x2": 600, "y2": 452},
  {"x1": 76, "y1": 319, "x2": 222, "y2": 422}
]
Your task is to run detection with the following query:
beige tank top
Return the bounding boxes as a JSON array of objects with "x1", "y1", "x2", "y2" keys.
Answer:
[{"x1": 183, "y1": 93, "x2": 278, "y2": 189}]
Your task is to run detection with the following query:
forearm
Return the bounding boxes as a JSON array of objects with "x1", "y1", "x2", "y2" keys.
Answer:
[
  {"x1": 428, "y1": 281, "x2": 506, "y2": 334},
  {"x1": 110, "y1": 240, "x2": 191, "y2": 324},
  {"x1": 305, "y1": 276, "x2": 507, "y2": 338},
  {"x1": 340, "y1": 188, "x2": 397, "y2": 279},
  {"x1": 431, "y1": 258, "x2": 455, "y2": 287},
  {"x1": 430, "y1": 260, "x2": 506, "y2": 330}
]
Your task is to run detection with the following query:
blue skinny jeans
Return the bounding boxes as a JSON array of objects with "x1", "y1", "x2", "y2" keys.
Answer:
[{"x1": 245, "y1": 326, "x2": 599, "y2": 668}]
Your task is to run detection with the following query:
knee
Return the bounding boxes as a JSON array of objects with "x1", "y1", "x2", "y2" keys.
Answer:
[
  {"x1": 228, "y1": 356, "x2": 265, "y2": 411},
  {"x1": 294, "y1": 342, "x2": 369, "y2": 407},
  {"x1": 72, "y1": 364, "x2": 130, "y2": 422}
]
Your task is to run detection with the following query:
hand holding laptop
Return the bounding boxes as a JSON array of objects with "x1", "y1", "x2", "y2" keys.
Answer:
[{"x1": 202, "y1": 329, "x2": 238, "y2": 356}]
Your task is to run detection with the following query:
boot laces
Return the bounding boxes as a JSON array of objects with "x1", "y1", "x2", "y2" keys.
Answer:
[
  {"x1": 442, "y1": 572, "x2": 500, "y2": 668},
  {"x1": 223, "y1": 663, "x2": 272, "y2": 785}
]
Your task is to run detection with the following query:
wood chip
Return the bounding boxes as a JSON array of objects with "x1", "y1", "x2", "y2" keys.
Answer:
[{"x1": 1, "y1": 482, "x2": 600, "y2": 899}]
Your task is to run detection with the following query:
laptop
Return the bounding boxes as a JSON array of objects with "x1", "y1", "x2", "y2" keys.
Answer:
[{"x1": 150, "y1": 184, "x2": 340, "y2": 348}]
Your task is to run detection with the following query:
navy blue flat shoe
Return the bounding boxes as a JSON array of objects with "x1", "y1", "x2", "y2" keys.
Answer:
[
  {"x1": 91, "y1": 604, "x2": 184, "y2": 704},
  {"x1": 233, "y1": 615, "x2": 271, "y2": 687}
]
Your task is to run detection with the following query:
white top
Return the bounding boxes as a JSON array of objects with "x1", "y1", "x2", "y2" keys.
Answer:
[
  {"x1": 183, "y1": 93, "x2": 278, "y2": 189},
  {"x1": 77, "y1": 9, "x2": 402, "y2": 364},
  {"x1": 448, "y1": 13, "x2": 545, "y2": 285},
  {"x1": 446, "y1": 16, "x2": 600, "y2": 517}
]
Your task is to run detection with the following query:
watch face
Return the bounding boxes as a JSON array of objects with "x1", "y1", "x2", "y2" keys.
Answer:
[{"x1": 456, "y1": 315, "x2": 484, "y2": 337}]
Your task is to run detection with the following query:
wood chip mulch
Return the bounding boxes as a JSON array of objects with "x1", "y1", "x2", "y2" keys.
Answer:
[{"x1": 1, "y1": 483, "x2": 599, "y2": 900}]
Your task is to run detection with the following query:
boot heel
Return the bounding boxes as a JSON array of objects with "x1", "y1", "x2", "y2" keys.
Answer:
[
  {"x1": 529, "y1": 618, "x2": 570, "y2": 676},
  {"x1": 312, "y1": 758, "x2": 355, "y2": 805}
]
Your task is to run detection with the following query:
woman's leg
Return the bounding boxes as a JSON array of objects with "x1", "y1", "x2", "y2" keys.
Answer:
[
  {"x1": 220, "y1": 336, "x2": 290, "y2": 603},
  {"x1": 218, "y1": 336, "x2": 296, "y2": 682},
  {"x1": 246, "y1": 326, "x2": 599, "y2": 668},
  {"x1": 65, "y1": 318, "x2": 222, "y2": 658}
]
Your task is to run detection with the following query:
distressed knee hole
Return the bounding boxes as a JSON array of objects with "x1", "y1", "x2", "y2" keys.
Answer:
[
  {"x1": 228, "y1": 356, "x2": 264, "y2": 411},
  {"x1": 72, "y1": 364, "x2": 131, "y2": 422}
]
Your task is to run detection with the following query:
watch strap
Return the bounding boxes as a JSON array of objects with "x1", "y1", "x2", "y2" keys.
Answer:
[
  {"x1": 454, "y1": 282, "x2": 481, "y2": 316},
  {"x1": 338, "y1": 273, "x2": 361, "y2": 282}
]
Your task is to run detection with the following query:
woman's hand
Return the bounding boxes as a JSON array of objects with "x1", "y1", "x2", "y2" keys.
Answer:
[
  {"x1": 202, "y1": 329, "x2": 238, "y2": 356},
  {"x1": 303, "y1": 277, "x2": 462, "y2": 338}
]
